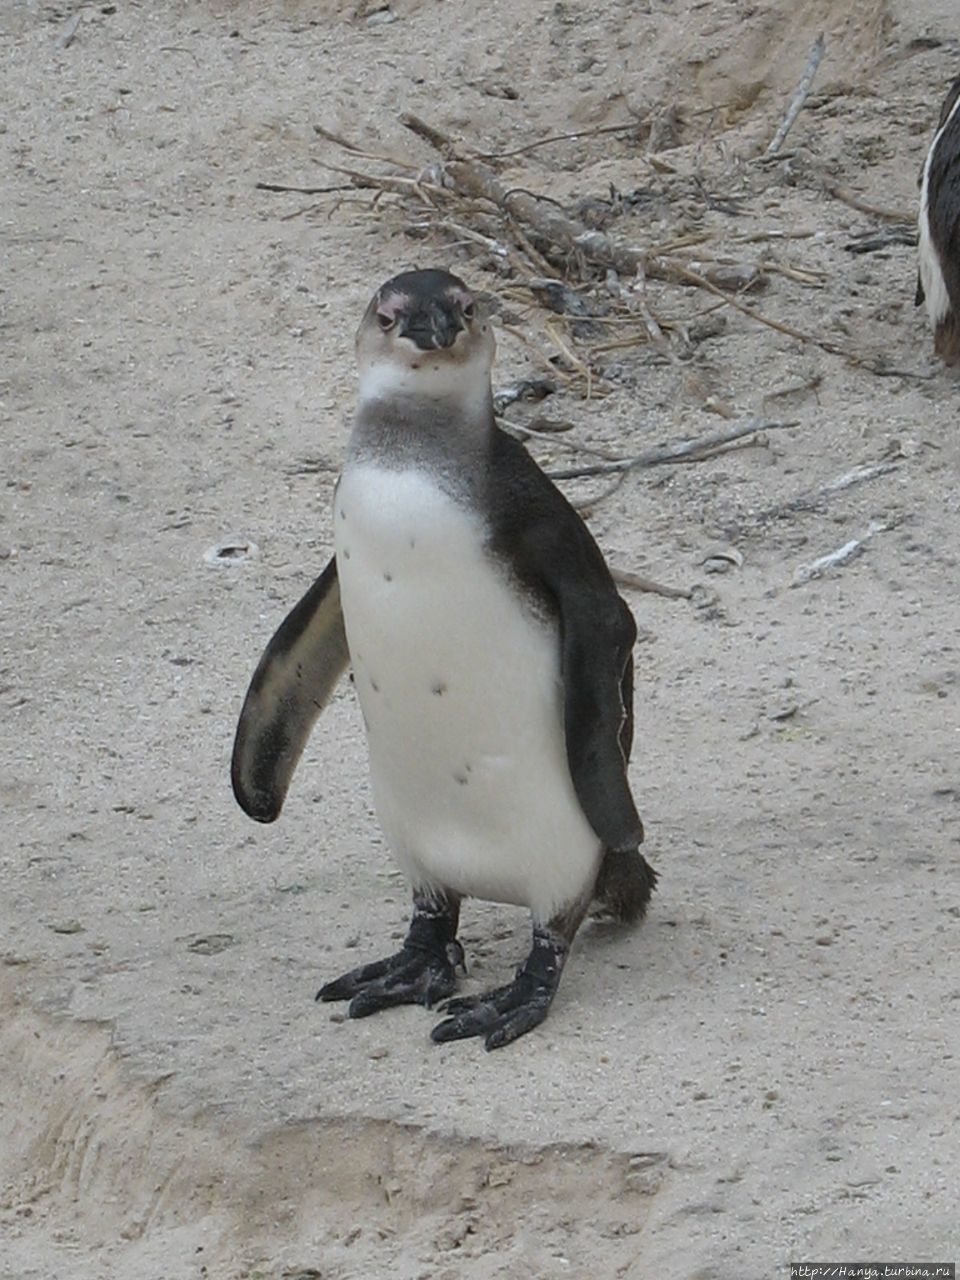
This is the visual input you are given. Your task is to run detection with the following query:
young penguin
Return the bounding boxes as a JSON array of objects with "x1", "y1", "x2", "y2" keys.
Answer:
[
  {"x1": 232, "y1": 268, "x2": 656, "y2": 1050},
  {"x1": 917, "y1": 74, "x2": 960, "y2": 365}
]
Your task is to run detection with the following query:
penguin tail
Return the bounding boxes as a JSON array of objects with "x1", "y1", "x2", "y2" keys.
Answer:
[{"x1": 593, "y1": 848, "x2": 658, "y2": 924}]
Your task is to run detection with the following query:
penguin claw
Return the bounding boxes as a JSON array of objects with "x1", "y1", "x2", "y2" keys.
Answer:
[
  {"x1": 431, "y1": 974, "x2": 556, "y2": 1050},
  {"x1": 316, "y1": 943, "x2": 460, "y2": 1016},
  {"x1": 431, "y1": 926, "x2": 569, "y2": 1049}
]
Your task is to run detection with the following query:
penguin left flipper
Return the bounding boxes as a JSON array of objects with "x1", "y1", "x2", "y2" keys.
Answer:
[{"x1": 231, "y1": 556, "x2": 350, "y2": 823}]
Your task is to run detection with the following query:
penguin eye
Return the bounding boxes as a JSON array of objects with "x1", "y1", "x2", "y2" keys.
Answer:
[
  {"x1": 462, "y1": 301, "x2": 476, "y2": 320},
  {"x1": 377, "y1": 311, "x2": 396, "y2": 332}
]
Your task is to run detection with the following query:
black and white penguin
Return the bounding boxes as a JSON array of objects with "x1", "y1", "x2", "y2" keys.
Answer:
[
  {"x1": 232, "y1": 268, "x2": 656, "y2": 1050},
  {"x1": 917, "y1": 74, "x2": 960, "y2": 365}
]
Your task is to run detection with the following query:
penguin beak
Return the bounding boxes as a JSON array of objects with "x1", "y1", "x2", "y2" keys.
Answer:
[{"x1": 398, "y1": 301, "x2": 462, "y2": 351}]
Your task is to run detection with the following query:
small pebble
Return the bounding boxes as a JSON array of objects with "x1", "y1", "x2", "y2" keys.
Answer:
[{"x1": 50, "y1": 919, "x2": 84, "y2": 935}]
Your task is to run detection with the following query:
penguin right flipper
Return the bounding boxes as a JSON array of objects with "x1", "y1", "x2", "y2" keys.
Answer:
[
  {"x1": 553, "y1": 572, "x2": 657, "y2": 922},
  {"x1": 490, "y1": 432, "x2": 655, "y2": 928},
  {"x1": 232, "y1": 556, "x2": 350, "y2": 822},
  {"x1": 491, "y1": 432, "x2": 644, "y2": 855}
]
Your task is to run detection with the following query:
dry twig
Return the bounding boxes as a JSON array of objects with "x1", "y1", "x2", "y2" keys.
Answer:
[
  {"x1": 765, "y1": 33, "x2": 826, "y2": 156},
  {"x1": 478, "y1": 120, "x2": 647, "y2": 162},
  {"x1": 548, "y1": 418, "x2": 799, "y2": 480},
  {"x1": 400, "y1": 113, "x2": 679, "y2": 285},
  {"x1": 568, "y1": 470, "x2": 631, "y2": 514},
  {"x1": 503, "y1": 419, "x2": 623, "y2": 462},
  {"x1": 397, "y1": 115, "x2": 915, "y2": 375},
  {"x1": 826, "y1": 186, "x2": 913, "y2": 223},
  {"x1": 57, "y1": 10, "x2": 83, "y2": 49},
  {"x1": 256, "y1": 180, "x2": 353, "y2": 196},
  {"x1": 758, "y1": 451, "x2": 905, "y2": 521},
  {"x1": 791, "y1": 520, "x2": 891, "y2": 586},
  {"x1": 298, "y1": 112, "x2": 927, "y2": 383},
  {"x1": 609, "y1": 567, "x2": 693, "y2": 600},
  {"x1": 313, "y1": 124, "x2": 418, "y2": 170}
]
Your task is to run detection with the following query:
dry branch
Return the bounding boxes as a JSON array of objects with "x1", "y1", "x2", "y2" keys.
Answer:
[
  {"x1": 547, "y1": 418, "x2": 799, "y2": 481},
  {"x1": 313, "y1": 124, "x2": 418, "y2": 170},
  {"x1": 758, "y1": 452, "x2": 904, "y2": 521},
  {"x1": 478, "y1": 120, "x2": 647, "y2": 162},
  {"x1": 656, "y1": 260, "x2": 929, "y2": 377},
  {"x1": 500, "y1": 419, "x2": 623, "y2": 462},
  {"x1": 57, "y1": 10, "x2": 83, "y2": 49},
  {"x1": 766, "y1": 33, "x2": 826, "y2": 156},
  {"x1": 400, "y1": 113, "x2": 680, "y2": 285},
  {"x1": 791, "y1": 520, "x2": 891, "y2": 587},
  {"x1": 568, "y1": 470, "x2": 630, "y2": 514},
  {"x1": 300, "y1": 112, "x2": 927, "y2": 383},
  {"x1": 256, "y1": 180, "x2": 353, "y2": 196},
  {"x1": 397, "y1": 114, "x2": 913, "y2": 375},
  {"x1": 826, "y1": 186, "x2": 913, "y2": 223},
  {"x1": 609, "y1": 567, "x2": 693, "y2": 600}
]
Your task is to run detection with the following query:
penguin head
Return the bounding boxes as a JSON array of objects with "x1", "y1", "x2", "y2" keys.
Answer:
[{"x1": 356, "y1": 268, "x2": 496, "y2": 407}]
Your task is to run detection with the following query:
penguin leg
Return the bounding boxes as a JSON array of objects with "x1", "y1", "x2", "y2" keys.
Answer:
[
  {"x1": 316, "y1": 890, "x2": 463, "y2": 1018},
  {"x1": 431, "y1": 902, "x2": 587, "y2": 1051}
]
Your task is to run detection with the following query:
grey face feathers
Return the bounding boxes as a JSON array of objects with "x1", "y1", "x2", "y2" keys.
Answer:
[{"x1": 918, "y1": 75, "x2": 960, "y2": 365}]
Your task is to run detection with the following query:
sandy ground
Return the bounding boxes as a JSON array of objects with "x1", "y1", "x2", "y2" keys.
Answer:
[{"x1": 2, "y1": 1, "x2": 959, "y2": 1276}]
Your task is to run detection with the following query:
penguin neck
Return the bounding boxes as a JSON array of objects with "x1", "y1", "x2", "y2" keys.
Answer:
[{"x1": 347, "y1": 388, "x2": 496, "y2": 498}]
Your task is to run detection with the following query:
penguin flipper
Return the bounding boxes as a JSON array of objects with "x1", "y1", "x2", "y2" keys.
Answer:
[
  {"x1": 232, "y1": 556, "x2": 350, "y2": 822},
  {"x1": 490, "y1": 432, "x2": 644, "y2": 856},
  {"x1": 558, "y1": 584, "x2": 645, "y2": 853},
  {"x1": 521, "y1": 520, "x2": 644, "y2": 854}
]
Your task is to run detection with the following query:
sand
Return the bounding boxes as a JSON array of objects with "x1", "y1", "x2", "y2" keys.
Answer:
[{"x1": 2, "y1": 1, "x2": 958, "y2": 1276}]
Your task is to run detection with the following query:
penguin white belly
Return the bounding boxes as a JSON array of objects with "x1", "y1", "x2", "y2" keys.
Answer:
[{"x1": 334, "y1": 463, "x2": 602, "y2": 922}]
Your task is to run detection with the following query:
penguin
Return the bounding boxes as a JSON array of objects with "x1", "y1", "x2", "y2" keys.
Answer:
[
  {"x1": 232, "y1": 268, "x2": 656, "y2": 1050},
  {"x1": 917, "y1": 74, "x2": 960, "y2": 366}
]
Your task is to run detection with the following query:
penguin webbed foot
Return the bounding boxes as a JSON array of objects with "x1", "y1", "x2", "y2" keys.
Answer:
[
  {"x1": 317, "y1": 892, "x2": 463, "y2": 1018},
  {"x1": 317, "y1": 941, "x2": 463, "y2": 1017},
  {"x1": 431, "y1": 926, "x2": 568, "y2": 1051}
]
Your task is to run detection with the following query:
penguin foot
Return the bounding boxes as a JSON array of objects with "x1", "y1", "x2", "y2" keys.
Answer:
[
  {"x1": 317, "y1": 941, "x2": 464, "y2": 1017},
  {"x1": 431, "y1": 926, "x2": 568, "y2": 1051},
  {"x1": 317, "y1": 892, "x2": 463, "y2": 1018}
]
